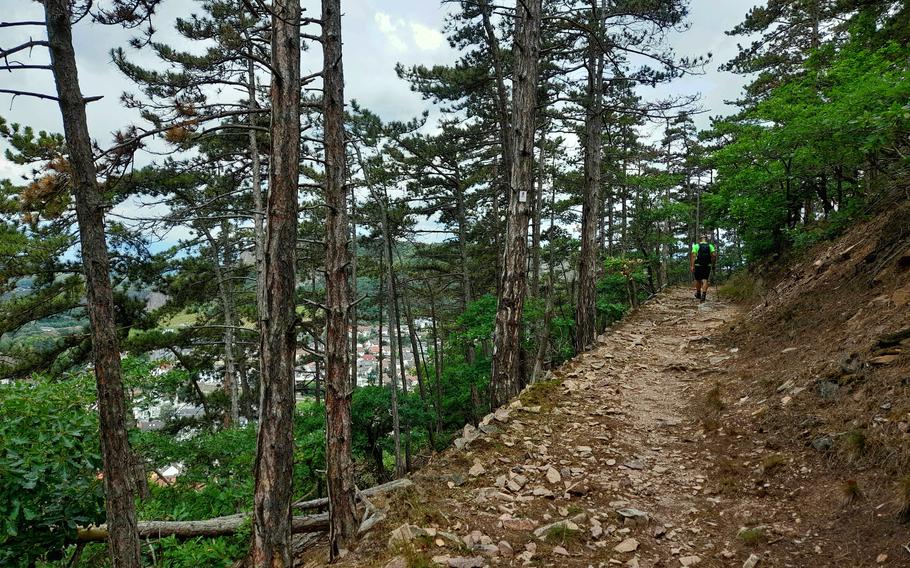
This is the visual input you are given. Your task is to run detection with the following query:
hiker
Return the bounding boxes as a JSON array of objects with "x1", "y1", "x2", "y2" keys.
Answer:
[{"x1": 690, "y1": 235, "x2": 717, "y2": 301}]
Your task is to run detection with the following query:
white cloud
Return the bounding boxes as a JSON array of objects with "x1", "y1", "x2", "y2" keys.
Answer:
[
  {"x1": 374, "y1": 11, "x2": 395, "y2": 34},
  {"x1": 409, "y1": 21, "x2": 444, "y2": 51},
  {"x1": 374, "y1": 11, "x2": 407, "y2": 53}
]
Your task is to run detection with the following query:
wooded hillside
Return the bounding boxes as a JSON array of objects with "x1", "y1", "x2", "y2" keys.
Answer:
[{"x1": 0, "y1": 1, "x2": 907, "y2": 567}]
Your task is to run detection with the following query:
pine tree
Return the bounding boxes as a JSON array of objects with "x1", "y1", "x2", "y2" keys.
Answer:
[
  {"x1": 322, "y1": 0, "x2": 358, "y2": 557},
  {"x1": 249, "y1": 0, "x2": 300, "y2": 564},
  {"x1": 489, "y1": 0, "x2": 542, "y2": 408}
]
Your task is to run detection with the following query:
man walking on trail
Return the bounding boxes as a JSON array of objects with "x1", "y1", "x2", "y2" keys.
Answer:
[{"x1": 690, "y1": 235, "x2": 717, "y2": 301}]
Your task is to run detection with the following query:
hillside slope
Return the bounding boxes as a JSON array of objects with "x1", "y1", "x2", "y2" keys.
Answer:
[{"x1": 296, "y1": 205, "x2": 910, "y2": 568}]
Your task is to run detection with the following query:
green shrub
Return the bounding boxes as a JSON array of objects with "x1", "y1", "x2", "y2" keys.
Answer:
[{"x1": 0, "y1": 375, "x2": 104, "y2": 567}]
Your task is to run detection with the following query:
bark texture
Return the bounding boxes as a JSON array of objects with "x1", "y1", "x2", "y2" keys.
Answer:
[
  {"x1": 249, "y1": 1, "x2": 300, "y2": 565},
  {"x1": 322, "y1": 0, "x2": 358, "y2": 558},
  {"x1": 489, "y1": 0, "x2": 542, "y2": 408},
  {"x1": 43, "y1": 2, "x2": 141, "y2": 567}
]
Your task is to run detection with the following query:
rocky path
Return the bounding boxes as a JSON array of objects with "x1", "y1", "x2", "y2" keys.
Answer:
[{"x1": 317, "y1": 288, "x2": 770, "y2": 568}]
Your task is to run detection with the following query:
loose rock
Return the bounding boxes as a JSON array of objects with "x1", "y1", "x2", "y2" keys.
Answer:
[
  {"x1": 546, "y1": 467, "x2": 562, "y2": 484},
  {"x1": 445, "y1": 557, "x2": 486, "y2": 568},
  {"x1": 613, "y1": 538, "x2": 639, "y2": 553},
  {"x1": 616, "y1": 508, "x2": 649, "y2": 525},
  {"x1": 388, "y1": 524, "x2": 426, "y2": 548}
]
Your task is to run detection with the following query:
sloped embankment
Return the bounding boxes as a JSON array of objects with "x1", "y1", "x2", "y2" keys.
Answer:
[{"x1": 706, "y1": 203, "x2": 910, "y2": 566}]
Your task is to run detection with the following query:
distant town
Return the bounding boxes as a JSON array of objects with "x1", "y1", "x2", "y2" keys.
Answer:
[
  {"x1": 297, "y1": 320, "x2": 434, "y2": 390},
  {"x1": 134, "y1": 319, "x2": 435, "y2": 430}
]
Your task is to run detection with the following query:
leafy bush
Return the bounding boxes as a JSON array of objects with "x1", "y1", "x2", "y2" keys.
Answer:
[
  {"x1": 151, "y1": 535, "x2": 247, "y2": 568},
  {"x1": 0, "y1": 375, "x2": 104, "y2": 567}
]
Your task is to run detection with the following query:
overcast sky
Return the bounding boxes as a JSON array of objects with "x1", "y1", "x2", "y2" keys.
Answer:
[{"x1": 0, "y1": 0, "x2": 758, "y2": 183}]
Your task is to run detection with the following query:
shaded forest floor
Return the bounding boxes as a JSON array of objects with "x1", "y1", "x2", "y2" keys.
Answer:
[{"x1": 299, "y1": 206, "x2": 910, "y2": 568}]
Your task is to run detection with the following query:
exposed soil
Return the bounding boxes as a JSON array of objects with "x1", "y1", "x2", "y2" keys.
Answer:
[{"x1": 298, "y1": 206, "x2": 910, "y2": 568}]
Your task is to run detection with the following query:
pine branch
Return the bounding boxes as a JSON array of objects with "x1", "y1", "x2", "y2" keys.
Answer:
[
  {"x1": 0, "y1": 40, "x2": 49, "y2": 59},
  {"x1": 0, "y1": 21, "x2": 45, "y2": 28},
  {"x1": 0, "y1": 89, "x2": 102, "y2": 103},
  {"x1": 0, "y1": 64, "x2": 52, "y2": 71}
]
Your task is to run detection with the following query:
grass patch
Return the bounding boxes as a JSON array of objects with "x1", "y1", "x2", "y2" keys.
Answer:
[
  {"x1": 160, "y1": 309, "x2": 199, "y2": 328},
  {"x1": 737, "y1": 526, "x2": 768, "y2": 546},
  {"x1": 844, "y1": 429, "x2": 867, "y2": 460},
  {"x1": 544, "y1": 524, "x2": 585, "y2": 545},
  {"x1": 520, "y1": 379, "x2": 562, "y2": 412},
  {"x1": 566, "y1": 505, "x2": 585, "y2": 516}
]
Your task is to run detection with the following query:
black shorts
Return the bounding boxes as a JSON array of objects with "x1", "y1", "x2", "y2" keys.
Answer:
[{"x1": 693, "y1": 265, "x2": 711, "y2": 280}]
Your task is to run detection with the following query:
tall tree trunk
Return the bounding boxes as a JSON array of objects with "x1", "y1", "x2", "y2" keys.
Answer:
[
  {"x1": 201, "y1": 223, "x2": 239, "y2": 426},
  {"x1": 489, "y1": 0, "x2": 542, "y2": 408},
  {"x1": 353, "y1": 140, "x2": 404, "y2": 479},
  {"x1": 248, "y1": 54, "x2": 266, "y2": 415},
  {"x1": 249, "y1": 0, "x2": 300, "y2": 565},
  {"x1": 530, "y1": 126, "x2": 546, "y2": 298},
  {"x1": 620, "y1": 153, "x2": 628, "y2": 255},
  {"x1": 377, "y1": 254, "x2": 384, "y2": 387},
  {"x1": 43, "y1": 3, "x2": 141, "y2": 567},
  {"x1": 479, "y1": 0, "x2": 513, "y2": 205},
  {"x1": 389, "y1": 268, "x2": 408, "y2": 395},
  {"x1": 659, "y1": 122, "x2": 670, "y2": 289},
  {"x1": 388, "y1": 255, "x2": 412, "y2": 472},
  {"x1": 532, "y1": 174, "x2": 558, "y2": 382},
  {"x1": 454, "y1": 181, "x2": 475, "y2": 364},
  {"x1": 607, "y1": 180, "x2": 614, "y2": 255},
  {"x1": 575, "y1": 13, "x2": 604, "y2": 352},
  {"x1": 237, "y1": 353, "x2": 254, "y2": 419},
  {"x1": 426, "y1": 280, "x2": 444, "y2": 434},
  {"x1": 350, "y1": 188, "x2": 359, "y2": 389},
  {"x1": 385, "y1": 269, "x2": 404, "y2": 478},
  {"x1": 322, "y1": 0, "x2": 357, "y2": 557},
  {"x1": 402, "y1": 286, "x2": 435, "y2": 449},
  {"x1": 817, "y1": 172, "x2": 831, "y2": 218}
]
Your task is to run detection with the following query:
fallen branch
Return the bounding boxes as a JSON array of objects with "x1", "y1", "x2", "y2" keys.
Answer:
[
  {"x1": 77, "y1": 478, "x2": 413, "y2": 542},
  {"x1": 293, "y1": 477, "x2": 413, "y2": 510},
  {"x1": 77, "y1": 513, "x2": 328, "y2": 542}
]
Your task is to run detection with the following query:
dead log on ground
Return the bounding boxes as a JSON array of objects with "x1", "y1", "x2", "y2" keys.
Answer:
[
  {"x1": 292, "y1": 477, "x2": 413, "y2": 510},
  {"x1": 77, "y1": 513, "x2": 328, "y2": 542}
]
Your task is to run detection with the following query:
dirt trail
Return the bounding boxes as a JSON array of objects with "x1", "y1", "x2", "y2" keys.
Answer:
[
  {"x1": 499, "y1": 286, "x2": 748, "y2": 567},
  {"x1": 312, "y1": 287, "x2": 776, "y2": 568}
]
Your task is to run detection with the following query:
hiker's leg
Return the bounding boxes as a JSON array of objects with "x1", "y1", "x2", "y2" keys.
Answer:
[{"x1": 694, "y1": 279, "x2": 703, "y2": 298}]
